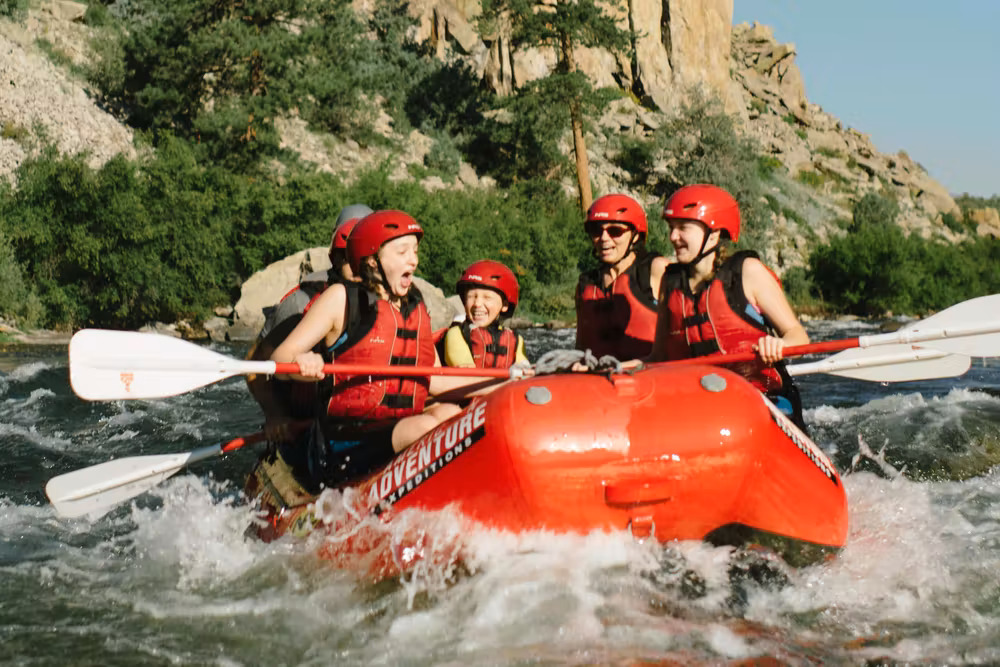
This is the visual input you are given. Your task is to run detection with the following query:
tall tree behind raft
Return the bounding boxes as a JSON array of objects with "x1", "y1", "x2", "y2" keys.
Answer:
[{"x1": 478, "y1": 0, "x2": 632, "y2": 211}]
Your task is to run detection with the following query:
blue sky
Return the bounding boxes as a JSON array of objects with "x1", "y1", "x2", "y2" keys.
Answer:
[{"x1": 732, "y1": 1, "x2": 1000, "y2": 197}]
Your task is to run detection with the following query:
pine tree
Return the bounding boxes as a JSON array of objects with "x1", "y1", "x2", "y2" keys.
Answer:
[{"x1": 478, "y1": 0, "x2": 632, "y2": 210}]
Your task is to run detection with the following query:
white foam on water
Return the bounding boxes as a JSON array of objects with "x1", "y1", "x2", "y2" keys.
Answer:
[
  {"x1": 306, "y1": 489, "x2": 806, "y2": 662},
  {"x1": 2, "y1": 386, "x2": 55, "y2": 407},
  {"x1": 99, "y1": 409, "x2": 149, "y2": 429},
  {"x1": 8, "y1": 462, "x2": 997, "y2": 665},
  {"x1": 731, "y1": 469, "x2": 999, "y2": 661},
  {"x1": 810, "y1": 386, "x2": 1000, "y2": 423},
  {"x1": 8, "y1": 360, "x2": 52, "y2": 382},
  {"x1": 705, "y1": 623, "x2": 754, "y2": 658},
  {"x1": 129, "y1": 475, "x2": 272, "y2": 589}
]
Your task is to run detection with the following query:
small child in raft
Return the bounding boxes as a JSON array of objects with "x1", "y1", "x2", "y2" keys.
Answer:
[{"x1": 442, "y1": 260, "x2": 530, "y2": 369}]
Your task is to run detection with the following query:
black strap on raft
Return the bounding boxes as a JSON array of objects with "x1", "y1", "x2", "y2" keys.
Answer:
[
  {"x1": 690, "y1": 340, "x2": 720, "y2": 356},
  {"x1": 389, "y1": 355, "x2": 417, "y2": 366},
  {"x1": 380, "y1": 394, "x2": 414, "y2": 409},
  {"x1": 682, "y1": 312, "x2": 710, "y2": 327},
  {"x1": 630, "y1": 251, "x2": 661, "y2": 305}
]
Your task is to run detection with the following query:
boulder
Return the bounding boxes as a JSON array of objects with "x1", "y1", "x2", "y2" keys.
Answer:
[
  {"x1": 969, "y1": 207, "x2": 1000, "y2": 238},
  {"x1": 231, "y1": 247, "x2": 331, "y2": 336}
]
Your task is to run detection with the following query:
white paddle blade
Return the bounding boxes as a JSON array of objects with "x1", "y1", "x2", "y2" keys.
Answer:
[
  {"x1": 895, "y1": 294, "x2": 1000, "y2": 357},
  {"x1": 69, "y1": 329, "x2": 275, "y2": 400},
  {"x1": 788, "y1": 345, "x2": 971, "y2": 382},
  {"x1": 45, "y1": 445, "x2": 221, "y2": 518}
]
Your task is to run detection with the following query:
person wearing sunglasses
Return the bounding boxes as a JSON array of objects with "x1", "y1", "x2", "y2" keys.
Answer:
[
  {"x1": 575, "y1": 194, "x2": 671, "y2": 360},
  {"x1": 650, "y1": 184, "x2": 810, "y2": 430}
]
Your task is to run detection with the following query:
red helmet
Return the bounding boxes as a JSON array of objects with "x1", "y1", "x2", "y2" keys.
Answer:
[
  {"x1": 456, "y1": 260, "x2": 520, "y2": 313},
  {"x1": 330, "y1": 203, "x2": 374, "y2": 250},
  {"x1": 662, "y1": 184, "x2": 741, "y2": 242},
  {"x1": 586, "y1": 194, "x2": 647, "y2": 234},
  {"x1": 347, "y1": 210, "x2": 424, "y2": 274},
  {"x1": 330, "y1": 217, "x2": 361, "y2": 251}
]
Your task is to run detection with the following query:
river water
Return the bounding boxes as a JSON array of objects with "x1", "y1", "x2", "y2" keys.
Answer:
[{"x1": 3, "y1": 322, "x2": 1000, "y2": 666}]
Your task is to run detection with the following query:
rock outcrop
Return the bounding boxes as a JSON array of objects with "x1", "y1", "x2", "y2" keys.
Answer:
[{"x1": 0, "y1": 1, "x2": 135, "y2": 182}]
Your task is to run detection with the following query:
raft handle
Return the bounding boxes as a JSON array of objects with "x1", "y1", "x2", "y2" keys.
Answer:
[{"x1": 604, "y1": 479, "x2": 674, "y2": 506}]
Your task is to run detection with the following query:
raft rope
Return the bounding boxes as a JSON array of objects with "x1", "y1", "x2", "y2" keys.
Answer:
[{"x1": 533, "y1": 349, "x2": 624, "y2": 375}]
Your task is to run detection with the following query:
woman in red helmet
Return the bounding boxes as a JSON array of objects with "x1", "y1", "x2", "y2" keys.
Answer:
[
  {"x1": 443, "y1": 260, "x2": 529, "y2": 368},
  {"x1": 260, "y1": 210, "x2": 503, "y2": 495},
  {"x1": 650, "y1": 184, "x2": 810, "y2": 428},
  {"x1": 247, "y1": 204, "x2": 372, "y2": 444},
  {"x1": 575, "y1": 194, "x2": 672, "y2": 360}
]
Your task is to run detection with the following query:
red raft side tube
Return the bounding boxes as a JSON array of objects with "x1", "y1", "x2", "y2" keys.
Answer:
[{"x1": 349, "y1": 364, "x2": 847, "y2": 562}]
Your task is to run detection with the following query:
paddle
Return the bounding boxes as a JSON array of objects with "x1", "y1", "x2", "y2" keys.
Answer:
[
  {"x1": 69, "y1": 294, "x2": 1000, "y2": 400},
  {"x1": 787, "y1": 346, "x2": 971, "y2": 381},
  {"x1": 45, "y1": 432, "x2": 267, "y2": 518},
  {"x1": 671, "y1": 293, "x2": 1000, "y2": 369},
  {"x1": 69, "y1": 328, "x2": 515, "y2": 401}
]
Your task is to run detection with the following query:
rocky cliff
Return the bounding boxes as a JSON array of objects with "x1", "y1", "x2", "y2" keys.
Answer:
[{"x1": 2, "y1": 0, "x2": 996, "y2": 337}]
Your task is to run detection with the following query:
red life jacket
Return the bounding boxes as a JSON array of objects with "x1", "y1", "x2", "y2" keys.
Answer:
[
  {"x1": 323, "y1": 285, "x2": 435, "y2": 430},
  {"x1": 451, "y1": 321, "x2": 520, "y2": 369},
  {"x1": 662, "y1": 251, "x2": 785, "y2": 393},
  {"x1": 575, "y1": 253, "x2": 660, "y2": 359}
]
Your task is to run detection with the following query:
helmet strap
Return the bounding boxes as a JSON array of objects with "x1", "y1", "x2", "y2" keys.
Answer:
[
  {"x1": 678, "y1": 226, "x2": 720, "y2": 270},
  {"x1": 374, "y1": 255, "x2": 398, "y2": 303}
]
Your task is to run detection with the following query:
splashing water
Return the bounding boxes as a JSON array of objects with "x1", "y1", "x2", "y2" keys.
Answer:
[{"x1": 1, "y1": 325, "x2": 1000, "y2": 664}]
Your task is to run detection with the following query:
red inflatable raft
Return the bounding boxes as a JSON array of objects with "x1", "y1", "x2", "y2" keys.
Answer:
[{"x1": 250, "y1": 363, "x2": 847, "y2": 572}]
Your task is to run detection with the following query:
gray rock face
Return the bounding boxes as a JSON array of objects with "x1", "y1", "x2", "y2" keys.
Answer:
[{"x1": 0, "y1": 6, "x2": 135, "y2": 182}]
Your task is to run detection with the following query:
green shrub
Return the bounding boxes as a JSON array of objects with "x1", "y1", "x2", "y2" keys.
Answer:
[
  {"x1": 808, "y1": 221, "x2": 917, "y2": 315},
  {"x1": 940, "y1": 211, "x2": 966, "y2": 234},
  {"x1": 0, "y1": 0, "x2": 27, "y2": 20},
  {"x1": 757, "y1": 155, "x2": 784, "y2": 175},
  {"x1": 796, "y1": 170, "x2": 825, "y2": 188},
  {"x1": 1, "y1": 145, "x2": 591, "y2": 327},
  {"x1": 423, "y1": 133, "x2": 463, "y2": 182},
  {"x1": 807, "y1": 192, "x2": 1000, "y2": 315},
  {"x1": 616, "y1": 89, "x2": 774, "y2": 249},
  {"x1": 851, "y1": 192, "x2": 899, "y2": 229},
  {"x1": 35, "y1": 39, "x2": 76, "y2": 72},
  {"x1": 0, "y1": 231, "x2": 43, "y2": 328},
  {"x1": 781, "y1": 266, "x2": 819, "y2": 310},
  {"x1": 1, "y1": 122, "x2": 29, "y2": 142},
  {"x1": 815, "y1": 146, "x2": 844, "y2": 159},
  {"x1": 781, "y1": 207, "x2": 806, "y2": 225}
]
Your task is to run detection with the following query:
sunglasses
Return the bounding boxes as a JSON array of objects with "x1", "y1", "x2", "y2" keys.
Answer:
[{"x1": 585, "y1": 222, "x2": 632, "y2": 239}]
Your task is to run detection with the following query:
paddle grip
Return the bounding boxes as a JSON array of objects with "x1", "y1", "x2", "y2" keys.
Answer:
[{"x1": 220, "y1": 431, "x2": 268, "y2": 454}]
